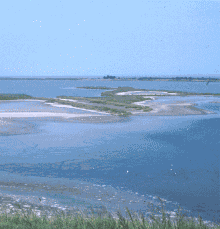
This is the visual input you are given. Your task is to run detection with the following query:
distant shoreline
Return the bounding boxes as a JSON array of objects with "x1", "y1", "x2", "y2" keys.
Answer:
[{"x1": 0, "y1": 77, "x2": 220, "y2": 82}]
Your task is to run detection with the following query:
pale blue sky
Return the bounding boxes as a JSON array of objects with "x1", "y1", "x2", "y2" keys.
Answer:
[{"x1": 0, "y1": 0, "x2": 220, "y2": 78}]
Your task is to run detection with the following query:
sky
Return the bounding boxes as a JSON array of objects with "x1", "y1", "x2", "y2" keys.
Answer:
[{"x1": 0, "y1": 0, "x2": 220, "y2": 78}]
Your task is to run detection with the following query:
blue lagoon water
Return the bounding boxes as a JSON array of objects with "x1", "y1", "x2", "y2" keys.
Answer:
[
  {"x1": 0, "y1": 79, "x2": 220, "y2": 97},
  {"x1": 0, "y1": 80, "x2": 219, "y2": 225}
]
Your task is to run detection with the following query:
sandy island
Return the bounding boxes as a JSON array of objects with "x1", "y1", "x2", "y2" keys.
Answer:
[
  {"x1": 0, "y1": 112, "x2": 104, "y2": 118},
  {"x1": 0, "y1": 94, "x2": 219, "y2": 227},
  {"x1": 0, "y1": 90, "x2": 218, "y2": 122},
  {"x1": 115, "y1": 91, "x2": 217, "y2": 116},
  {"x1": 0, "y1": 100, "x2": 122, "y2": 127},
  {"x1": 133, "y1": 101, "x2": 214, "y2": 116},
  {"x1": 116, "y1": 91, "x2": 178, "y2": 96}
]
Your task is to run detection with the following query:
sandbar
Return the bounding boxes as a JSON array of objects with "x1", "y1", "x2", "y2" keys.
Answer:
[
  {"x1": 46, "y1": 101, "x2": 110, "y2": 115},
  {"x1": 0, "y1": 91, "x2": 219, "y2": 122},
  {"x1": 133, "y1": 101, "x2": 215, "y2": 116},
  {"x1": 116, "y1": 91, "x2": 178, "y2": 96},
  {"x1": 0, "y1": 112, "x2": 104, "y2": 118}
]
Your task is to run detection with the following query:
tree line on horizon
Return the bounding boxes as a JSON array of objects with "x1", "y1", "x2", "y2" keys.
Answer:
[{"x1": 103, "y1": 75, "x2": 219, "y2": 81}]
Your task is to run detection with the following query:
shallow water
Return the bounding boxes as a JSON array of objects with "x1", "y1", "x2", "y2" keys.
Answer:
[
  {"x1": 0, "y1": 100, "x2": 105, "y2": 115},
  {"x1": 0, "y1": 111, "x2": 219, "y2": 225},
  {"x1": 150, "y1": 95, "x2": 220, "y2": 105},
  {"x1": 0, "y1": 79, "x2": 220, "y2": 97},
  {"x1": 0, "y1": 81, "x2": 219, "y2": 226}
]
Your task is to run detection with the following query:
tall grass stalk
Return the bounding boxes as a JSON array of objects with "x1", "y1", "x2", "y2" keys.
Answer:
[{"x1": 0, "y1": 196, "x2": 219, "y2": 229}]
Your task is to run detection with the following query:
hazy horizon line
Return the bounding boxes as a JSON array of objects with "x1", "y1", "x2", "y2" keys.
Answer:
[{"x1": 1, "y1": 74, "x2": 220, "y2": 79}]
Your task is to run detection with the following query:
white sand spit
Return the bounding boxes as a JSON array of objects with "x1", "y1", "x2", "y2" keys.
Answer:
[
  {"x1": 134, "y1": 101, "x2": 193, "y2": 107},
  {"x1": 116, "y1": 91, "x2": 178, "y2": 96},
  {"x1": 45, "y1": 103, "x2": 76, "y2": 109},
  {"x1": 58, "y1": 98, "x2": 78, "y2": 102},
  {"x1": 143, "y1": 96, "x2": 156, "y2": 100},
  {"x1": 0, "y1": 112, "x2": 104, "y2": 118},
  {"x1": 0, "y1": 99, "x2": 46, "y2": 102},
  {"x1": 45, "y1": 102, "x2": 110, "y2": 115}
]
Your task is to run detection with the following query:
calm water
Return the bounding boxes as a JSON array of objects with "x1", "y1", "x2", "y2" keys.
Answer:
[
  {"x1": 0, "y1": 79, "x2": 220, "y2": 97},
  {"x1": 0, "y1": 80, "x2": 219, "y2": 225}
]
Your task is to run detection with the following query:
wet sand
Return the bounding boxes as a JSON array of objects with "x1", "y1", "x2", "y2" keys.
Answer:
[
  {"x1": 0, "y1": 96, "x2": 217, "y2": 137},
  {"x1": 133, "y1": 101, "x2": 215, "y2": 116},
  {"x1": 0, "y1": 100, "x2": 113, "y2": 125},
  {"x1": 0, "y1": 180, "x2": 218, "y2": 228},
  {"x1": 0, "y1": 112, "x2": 105, "y2": 118},
  {"x1": 0, "y1": 96, "x2": 217, "y2": 125},
  {"x1": 0, "y1": 100, "x2": 219, "y2": 227}
]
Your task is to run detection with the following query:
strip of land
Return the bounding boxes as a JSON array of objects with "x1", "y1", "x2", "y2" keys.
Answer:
[
  {"x1": 1, "y1": 76, "x2": 220, "y2": 83},
  {"x1": 54, "y1": 87, "x2": 219, "y2": 116},
  {"x1": 133, "y1": 101, "x2": 214, "y2": 116},
  {"x1": 116, "y1": 91, "x2": 178, "y2": 96},
  {"x1": 0, "y1": 87, "x2": 219, "y2": 122},
  {"x1": 0, "y1": 112, "x2": 104, "y2": 118}
]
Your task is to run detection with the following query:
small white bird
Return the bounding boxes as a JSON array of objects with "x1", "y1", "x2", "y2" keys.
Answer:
[{"x1": 127, "y1": 170, "x2": 129, "y2": 173}]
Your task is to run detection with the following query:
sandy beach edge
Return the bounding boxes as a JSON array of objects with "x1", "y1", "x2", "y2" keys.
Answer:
[{"x1": 0, "y1": 97, "x2": 218, "y2": 122}]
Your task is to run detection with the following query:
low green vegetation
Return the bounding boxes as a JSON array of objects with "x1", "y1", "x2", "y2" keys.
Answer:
[
  {"x1": 0, "y1": 197, "x2": 219, "y2": 229},
  {"x1": 101, "y1": 76, "x2": 220, "y2": 82},
  {"x1": 46, "y1": 98, "x2": 132, "y2": 116},
  {"x1": 1, "y1": 88, "x2": 219, "y2": 117},
  {"x1": 103, "y1": 75, "x2": 116, "y2": 79},
  {"x1": 101, "y1": 87, "x2": 146, "y2": 96},
  {"x1": 0, "y1": 94, "x2": 33, "y2": 100},
  {"x1": 45, "y1": 87, "x2": 220, "y2": 116},
  {"x1": 101, "y1": 87, "x2": 220, "y2": 97},
  {"x1": 1, "y1": 77, "x2": 220, "y2": 82},
  {"x1": 137, "y1": 76, "x2": 220, "y2": 82},
  {"x1": 56, "y1": 87, "x2": 153, "y2": 116}
]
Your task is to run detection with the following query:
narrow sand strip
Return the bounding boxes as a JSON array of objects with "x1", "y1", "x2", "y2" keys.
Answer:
[
  {"x1": 57, "y1": 98, "x2": 78, "y2": 102},
  {"x1": 134, "y1": 101, "x2": 193, "y2": 107},
  {"x1": 143, "y1": 96, "x2": 157, "y2": 100},
  {"x1": 141, "y1": 102, "x2": 195, "y2": 112},
  {"x1": 116, "y1": 91, "x2": 178, "y2": 96},
  {"x1": 132, "y1": 100, "x2": 215, "y2": 115},
  {"x1": 0, "y1": 99, "x2": 46, "y2": 102},
  {"x1": 0, "y1": 112, "x2": 104, "y2": 118},
  {"x1": 45, "y1": 102, "x2": 110, "y2": 115},
  {"x1": 0, "y1": 99, "x2": 111, "y2": 115}
]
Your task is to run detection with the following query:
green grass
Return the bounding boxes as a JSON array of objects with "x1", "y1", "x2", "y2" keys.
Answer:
[
  {"x1": 1, "y1": 88, "x2": 219, "y2": 117},
  {"x1": 45, "y1": 98, "x2": 132, "y2": 116},
  {"x1": 56, "y1": 89, "x2": 153, "y2": 115},
  {"x1": 101, "y1": 87, "x2": 220, "y2": 97},
  {"x1": 0, "y1": 93, "x2": 33, "y2": 100},
  {"x1": 55, "y1": 95, "x2": 151, "y2": 115},
  {"x1": 0, "y1": 197, "x2": 219, "y2": 229}
]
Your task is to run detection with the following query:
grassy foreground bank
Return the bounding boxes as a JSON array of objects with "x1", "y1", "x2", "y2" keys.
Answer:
[{"x1": 0, "y1": 198, "x2": 219, "y2": 229}]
